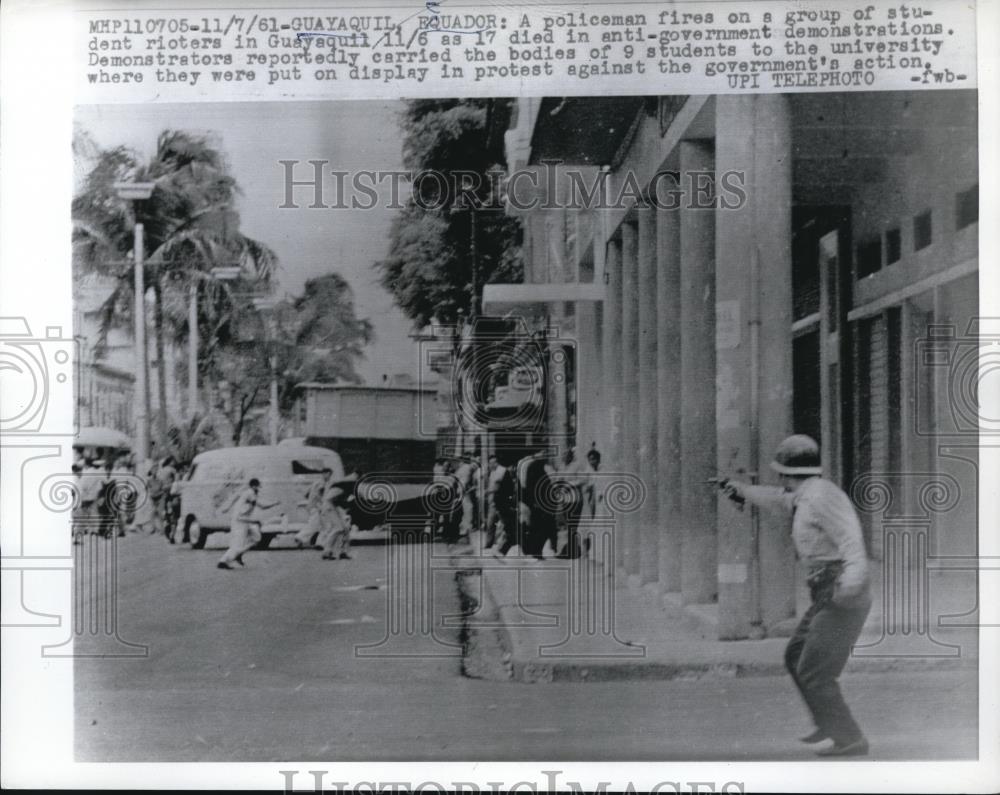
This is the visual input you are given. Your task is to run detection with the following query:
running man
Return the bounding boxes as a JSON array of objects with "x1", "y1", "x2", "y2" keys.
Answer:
[
  {"x1": 217, "y1": 478, "x2": 280, "y2": 570},
  {"x1": 320, "y1": 472, "x2": 356, "y2": 561},
  {"x1": 294, "y1": 467, "x2": 332, "y2": 549}
]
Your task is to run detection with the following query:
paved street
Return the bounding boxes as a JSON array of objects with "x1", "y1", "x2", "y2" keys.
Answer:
[{"x1": 75, "y1": 533, "x2": 978, "y2": 762}]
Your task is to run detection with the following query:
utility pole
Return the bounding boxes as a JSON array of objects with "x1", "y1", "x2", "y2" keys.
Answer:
[
  {"x1": 187, "y1": 281, "x2": 198, "y2": 419},
  {"x1": 114, "y1": 181, "x2": 156, "y2": 462}
]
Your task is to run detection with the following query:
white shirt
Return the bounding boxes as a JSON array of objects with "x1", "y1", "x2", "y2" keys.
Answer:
[
  {"x1": 230, "y1": 487, "x2": 259, "y2": 523},
  {"x1": 487, "y1": 465, "x2": 506, "y2": 494},
  {"x1": 743, "y1": 477, "x2": 869, "y2": 592}
]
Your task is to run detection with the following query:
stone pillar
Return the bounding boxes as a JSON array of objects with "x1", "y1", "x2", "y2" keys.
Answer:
[
  {"x1": 576, "y1": 300, "x2": 597, "y2": 453},
  {"x1": 656, "y1": 203, "x2": 683, "y2": 593},
  {"x1": 620, "y1": 220, "x2": 641, "y2": 578},
  {"x1": 589, "y1": 216, "x2": 607, "y2": 458},
  {"x1": 636, "y1": 206, "x2": 660, "y2": 585},
  {"x1": 714, "y1": 95, "x2": 795, "y2": 637},
  {"x1": 679, "y1": 141, "x2": 718, "y2": 605},
  {"x1": 602, "y1": 239, "x2": 624, "y2": 568},
  {"x1": 752, "y1": 96, "x2": 797, "y2": 629}
]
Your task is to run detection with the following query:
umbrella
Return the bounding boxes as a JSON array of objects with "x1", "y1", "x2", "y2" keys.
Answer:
[{"x1": 74, "y1": 426, "x2": 132, "y2": 450}]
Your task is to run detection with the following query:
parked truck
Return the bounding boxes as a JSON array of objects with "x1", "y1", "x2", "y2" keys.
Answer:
[{"x1": 292, "y1": 384, "x2": 440, "y2": 534}]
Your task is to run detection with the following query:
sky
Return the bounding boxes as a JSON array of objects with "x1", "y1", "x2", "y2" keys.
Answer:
[{"x1": 74, "y1": 100, "x2": 433, "y2": 387}]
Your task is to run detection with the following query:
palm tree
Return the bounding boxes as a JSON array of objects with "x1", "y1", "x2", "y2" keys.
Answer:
[{"x1": 73, "y1": 129, "x2": 279, "y2": 446}]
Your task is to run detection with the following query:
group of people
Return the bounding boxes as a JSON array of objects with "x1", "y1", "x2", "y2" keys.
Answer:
[
  {"x1": 431, "y1": 445, "x2": 604, "y2": 560},
  {"x1": 216, "y1": 468, "x2": 357, "y2": 570},
  {"x1": 429, "y1": 434, "x2": 871, "y2": 757},
  {"x1": 71, "y1": 451, "x2": 184, "y2": 542}
]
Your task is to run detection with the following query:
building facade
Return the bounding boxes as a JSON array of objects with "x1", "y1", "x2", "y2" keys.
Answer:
[
  {"x1": 74, "y1": 273, "x2": 135, "y2": 434},
  {"x1": 485, "y1": 91, "x2": 979, "y2": 639}
]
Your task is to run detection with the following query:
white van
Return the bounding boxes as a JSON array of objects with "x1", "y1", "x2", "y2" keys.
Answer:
[{"x1": 178, "y1": 444, "x2": 344, "y2": 549}]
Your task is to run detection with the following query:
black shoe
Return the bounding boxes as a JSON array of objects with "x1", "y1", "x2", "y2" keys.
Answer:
[
  {"x1": 816, "y1": 737, "x2": 869, "y2": 757},
  {"x1": 339, "y1": 553, "x2": 352, "y2": 560},
  {"x1": 217, "y1": 562, "x2": 233, "y2": 570},
  {"x1": 799, "y1": 729, "x2": 829, "y2": 744},
  {"x1": 321, "y1": 552, "x2": 335, "y2": 560},
  {"x1": 234, "y1": 555, "x2": 245, "y2": 567}
]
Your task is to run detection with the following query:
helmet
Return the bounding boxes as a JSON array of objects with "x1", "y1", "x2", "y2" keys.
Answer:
[{"x1": 770, "y1": 435, "x2": 822, "y2": 476}]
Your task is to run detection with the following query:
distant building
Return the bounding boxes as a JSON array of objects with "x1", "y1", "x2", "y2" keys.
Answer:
[
  {"x1": 74, "y1": 272, "x2": 185, "y2": 437},
  {"x1": 73, "y1": 273, "x2": 134, "y2": 434}
]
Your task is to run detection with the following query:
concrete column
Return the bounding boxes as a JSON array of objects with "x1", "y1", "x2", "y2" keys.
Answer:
[
  {"x1": 679, "y1": 141, "x2": 717, "y2": 605},
  {"x1": 714, "y1": 95, "x2": 795, "y2": 637},
  {"x1": 636, "y1": 206, "x2": 660, "y2": 585},
  {"x1": 620, "y1": 220, "x2": 641, "y2": 578},
  {"x1": 656, "y1": 203, "x2": 683, "y2": 593},
  {"x1": 591, "y1": 221, "x2": 606, "y2": 458},
  {"x1": 602, "y1": 239, "x2": 624, "y2": 567},
  {"x1": 576, "y1": 300, "x2": 598, "y2": 453}
]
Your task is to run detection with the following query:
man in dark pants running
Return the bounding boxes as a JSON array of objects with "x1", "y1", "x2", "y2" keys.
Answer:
[{"x1": 720, "y1": 434, "x2": 872, "y2": 757}]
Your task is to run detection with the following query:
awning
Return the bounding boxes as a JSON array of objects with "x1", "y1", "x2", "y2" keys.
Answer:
[{"x1": 481, "y1": 283, "x2": 604, "y2": 316}]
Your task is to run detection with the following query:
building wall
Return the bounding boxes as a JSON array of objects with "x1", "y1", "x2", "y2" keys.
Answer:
[{"x1": 512, "y1": 90, "x2": 978, "y2": 639}]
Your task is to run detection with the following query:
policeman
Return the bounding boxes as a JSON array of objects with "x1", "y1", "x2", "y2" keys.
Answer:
[{"x1": 720, "y1": 435, "x2": 871, "y2": 757}]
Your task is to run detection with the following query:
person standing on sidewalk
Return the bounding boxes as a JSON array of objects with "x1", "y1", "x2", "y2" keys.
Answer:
[
  {"x1": 483, "y1": 454, "x2": 506, "y2": 549},
  {"x1": 719, "y1": 434, "x2": 872, "y2": 757},
  {"x1": 217, "y1": 478, "x2": 280, "y2": 570},
  {"x1": 555, "y1": 447, "x2": 586, "y2": 558},
  {"x1": 453, "y1": 456, "x2": 476, "y2": 542},
  {"x1": 520, "y1": 450, "x2": 557, "y2": 559},
  {"x1": 493, "y1": 455, "x2": 518, "y2": 555}
]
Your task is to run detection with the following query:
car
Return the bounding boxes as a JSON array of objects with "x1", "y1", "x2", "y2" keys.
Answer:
[{"x1": 178, "y1": 444, "x2": 344, "y2": 549}]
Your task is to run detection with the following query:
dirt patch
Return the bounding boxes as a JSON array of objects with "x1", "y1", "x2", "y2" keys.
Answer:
[{"x1": 455, "y1": 569, "x2": 513, "y2": 681}]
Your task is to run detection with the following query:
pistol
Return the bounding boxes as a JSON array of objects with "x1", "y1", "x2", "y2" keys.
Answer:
[{"x1": 706, "y1": 476, "x2": 745, "y2": 508}]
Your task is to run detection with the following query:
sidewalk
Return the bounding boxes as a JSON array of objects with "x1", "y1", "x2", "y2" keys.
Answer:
[{"x1": 455, "y1": 536, "x2": 979, "y2": 683}]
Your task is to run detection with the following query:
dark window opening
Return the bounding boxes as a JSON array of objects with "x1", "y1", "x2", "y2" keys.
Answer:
[
  {"x1": 956, "y1": 185, "x2": 978, "y2": 229},
  {"x1": 792, "y1": 212, "x2": 821, "y2": 320},
  {"x1": 791, "y1": 205, "x2": 852, "y2": 327},
  {"x1": 885, "y1": 228, "x2": 902, "y2": 265},
  {"x1": 914, "y1": 210, "x2": 933, "y2": 250},
  {"x1": 793, "y1": 331, "x2": 822, "y2": 445},
  {"x1": 857, "y1": 239, "x2": 882, "y2": 278}
]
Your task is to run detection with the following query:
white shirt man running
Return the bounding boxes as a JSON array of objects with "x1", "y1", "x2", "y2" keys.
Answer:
[
  {"x1": 217, "y1": 478, "x2": 280, "y2": 570},
  {"x1": 294, "y1": 468, "x2": 332, "y2": 549}
]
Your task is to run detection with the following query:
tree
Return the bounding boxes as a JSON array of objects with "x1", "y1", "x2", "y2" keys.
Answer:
[
  {"x1": 164, "y1": 412, "x2": 223, "y2": 468},
  {"x1": 207, "y1": 274, "x2": 374, "y2": 445},
  {"x1": 72, "y1": 129, "x2": 278, "y2": 447},
  {"x1": 374, "y1": 99, "x2": 523, "y2": 329}
]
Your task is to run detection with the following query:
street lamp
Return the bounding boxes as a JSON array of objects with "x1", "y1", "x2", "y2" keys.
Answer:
[
  {"x1": 251, "y1": 295, "x2": 281, "y2": 445},
  {"x1": 113, "y1": 181, "x2": 155, "y2": 464},
  {"x1": 186, "y1": 265, "x2": 243, "y2": 418}
]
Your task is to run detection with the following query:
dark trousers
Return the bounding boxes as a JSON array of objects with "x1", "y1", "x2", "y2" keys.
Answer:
[
  {"x1": 785, "y1": 567, "x2": 871, "y2": 745},
  {"x1": 523, "y1": 507, "x2": 556, "y2": 557},
  {"x1": 495, "y1": 507, "x2": 518, "y2": 554},
  {"x1": 560, "y1": 498, "x2": 583, "y2": 558}
]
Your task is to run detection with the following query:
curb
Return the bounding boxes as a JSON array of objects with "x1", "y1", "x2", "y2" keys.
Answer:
[
  {"x1": 505, "y1": 650, "x2": 973, "y2": 684},
  {"x1": 457, "y1": 560, "x2": 977, "y2": 684}
]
